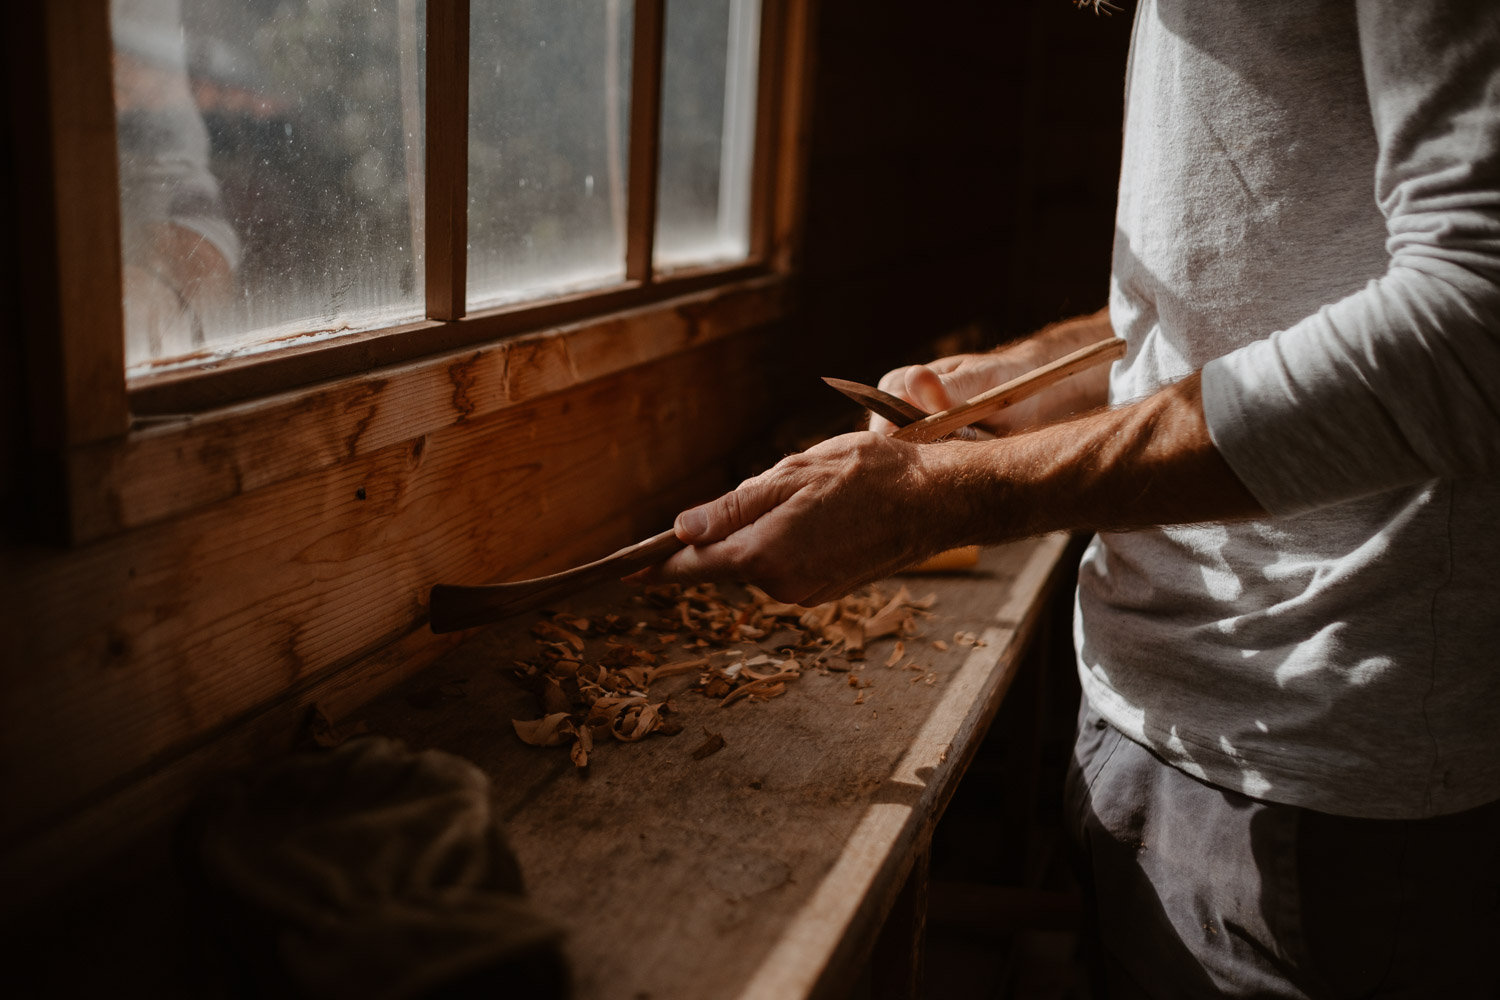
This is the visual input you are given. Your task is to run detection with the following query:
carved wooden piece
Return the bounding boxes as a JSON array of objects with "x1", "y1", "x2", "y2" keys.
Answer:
[
  {"x1": 820, "y1": 377, "x2": 983, "y2": 441},
  {"x1": 821, "y1": 377, "x2": 929, "y2": 426},
  {"x1": 429, "y1": 528, "x2": 686, "y2": 633},
  {"x1": 892, "y1": 337, "x2": 1125, "y2": 443}
]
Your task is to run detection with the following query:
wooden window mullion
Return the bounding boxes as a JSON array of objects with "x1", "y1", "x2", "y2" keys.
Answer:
[
  {"x1": 770, "y1": 0, "x2": 813, "y2": 274},
  {"x1": 625, "y1": 0, "x2": 667, "y2": 282},
  {"x1": 747, "y1": 0, "x2": 785, "y2": 262},
  {"x1": 27, "y1": 0, "x2": 130, "y2": 446},
  {"x1": 425, "y1": 0, "x2": 470, "y2": 321}
]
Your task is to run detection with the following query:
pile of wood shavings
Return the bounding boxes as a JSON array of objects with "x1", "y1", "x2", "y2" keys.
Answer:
[{"x1": 510, "y1": 581, "x2": 937, "y2": 768}]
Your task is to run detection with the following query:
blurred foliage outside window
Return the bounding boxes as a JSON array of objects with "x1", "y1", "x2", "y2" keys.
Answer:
[
  {"x1": 657, "y1": 0, "x2": 760, "y2": 269},
  {"x1": 467, "y1": 0, "x2": 634, "y2": 310}
]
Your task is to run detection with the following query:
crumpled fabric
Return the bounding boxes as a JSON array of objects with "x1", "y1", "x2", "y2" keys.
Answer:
[{"x1": 183, "y1": 736, "x2": 568, "y2": 999}]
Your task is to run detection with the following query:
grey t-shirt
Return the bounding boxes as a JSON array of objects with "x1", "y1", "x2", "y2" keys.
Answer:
[{"x1": 1078, "y1": 0, "x2": 1500, "y2": 819}]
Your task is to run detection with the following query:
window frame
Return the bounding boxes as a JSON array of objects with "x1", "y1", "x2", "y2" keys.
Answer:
[{"x1": 16, "y1": 0, "x2": 812, "y2": 542}]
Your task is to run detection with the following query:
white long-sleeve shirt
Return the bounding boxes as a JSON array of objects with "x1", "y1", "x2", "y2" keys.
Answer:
[{"x1": 1078, "y1": 0, "x2": 1500, "y2": 818}]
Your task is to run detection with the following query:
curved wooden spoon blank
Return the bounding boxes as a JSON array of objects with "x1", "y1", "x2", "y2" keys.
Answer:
[
  {"x1": 821, "y1": 377, "x2": 985, "y2": 440},
  {"x1": 429, "y1": 528, "x2": 686, "y2": 633},
  {"x1": 821, "y1": 377, "x2": 930, "y2": 426},
  {"x1": 891, "y1": 337, "x2": 1126, "y2": 443}
]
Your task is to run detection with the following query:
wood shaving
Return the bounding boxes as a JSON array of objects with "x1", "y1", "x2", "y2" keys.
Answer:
[
  {"x1": 932, "y1": 639, "x2": 949, "y2": 652},
  {"x1": 691, "y1": 728, "x2": 727, "y2": 759},
  {"x1": 512, "y1": 712, "x2": 575, "y2": 747},
  {"x1": 720, "y1": 671, "x2": 800, "y2": 707},
  {"x1": 510, "y1": 587, "x2": 939, "y2": 765},
  {"x1": 646, "y1": 657, "x2": 709, "y2": 684},
  {"x1": 570, "y1": 724, "x2": 593, "y2": 768},
  {"x1": 954, "y1": 631, "x2": 984, "y2": 647}
]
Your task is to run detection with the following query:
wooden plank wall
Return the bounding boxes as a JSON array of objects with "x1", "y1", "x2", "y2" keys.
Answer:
[
  {"x1": 0, "y1": 11, "x2": 23, "y2": 526},
  {"x1": 0, "y1": 327, "x2": 782, "y2": 904},
  {"x1": 797, "y1": 1, "x2": 1131, "y2": 381},
  {"x1": 0, "y1": 0, "x2": 1132, "y2": 908}
]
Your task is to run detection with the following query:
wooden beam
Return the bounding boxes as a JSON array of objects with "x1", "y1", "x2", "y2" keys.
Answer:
[
  {"x1": 16, "y1": 0, "x2": 130, "y2": 448},
  {"x1": 74, "y1": 276, "x2": 789, "y2": 541},
  {"x1": 126, "y1": 263, "x2": 772, "y2": 414},
  {"x1": 771, "y1": 0, "x2": 817, "y2": 274},
  {"x1": 625, "y1": 0, "x2": 666, "y2": 280},
  {"x1": 870, "y1": 847, "x2": 930, "y2": 1000},
  {"x1": 425, "y1": 0, "x2": 470, "y2": 320},
  {"x1": 747, "y1": 0, "x2": 785, "y2": 261}
]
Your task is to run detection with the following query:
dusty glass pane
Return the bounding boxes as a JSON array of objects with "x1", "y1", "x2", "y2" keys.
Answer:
[
  {"x1": 654, "y1": 0, "x2": 759, "y2": 270},
  {"x1": 467, "y1": 0, "x2": 633, "y2": 310},
  {"x1": 112, "y1": 0, "x2": 425, "y2": 373}
]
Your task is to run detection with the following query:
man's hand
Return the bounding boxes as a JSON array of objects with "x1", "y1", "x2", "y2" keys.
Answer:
[
  {"x1": 872, "y1": 351, "x2": 1068, "y2": 435},
  {"x1": 644, "y1": 372, "x2": 1266, "y2": 604},
  {"x1": 869, "y1": 311, "x2": 1116, "y2": 436},
  {"x1": 642, "y1": 432, "x2": 963, "y2": 606}
]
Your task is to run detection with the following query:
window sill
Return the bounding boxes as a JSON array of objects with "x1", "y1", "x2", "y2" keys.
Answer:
[{"x1": 65, "y1": 271, "x2": 793, "y2": 543}]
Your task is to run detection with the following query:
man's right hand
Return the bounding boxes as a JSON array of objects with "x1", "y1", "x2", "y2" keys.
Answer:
[
  {"x1": 867, "y1": 309, "x2": 1118, "y2": 437},
  {"x1": 870, "y1": 352, "x2": 1047, "y2": 436}
]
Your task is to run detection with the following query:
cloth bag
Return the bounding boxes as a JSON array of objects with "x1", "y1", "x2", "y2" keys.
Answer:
[{"x1": 184, "y1": 736, "x2": 567, "y2": 999}]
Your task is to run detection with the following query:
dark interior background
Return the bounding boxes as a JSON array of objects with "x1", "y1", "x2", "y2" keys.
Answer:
[{"x1": 794, "y1": 0, "x2": 1130, "y2": 384}]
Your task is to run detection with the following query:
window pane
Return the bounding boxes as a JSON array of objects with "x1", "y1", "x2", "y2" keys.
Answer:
[
  {"x1": 654, "y1": 0, "x2": 760, "y2": 270},
  {"x1": 467, "y1": 0, "x2": 633, "y2": 311},
  {"x1": 112, "y1": 0, "x2": 425, "y2": 373}
]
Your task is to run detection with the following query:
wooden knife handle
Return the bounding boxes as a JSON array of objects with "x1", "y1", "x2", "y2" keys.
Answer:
[{"x1": 891, "y1": 337, "x2": 1126, "y2": 443}]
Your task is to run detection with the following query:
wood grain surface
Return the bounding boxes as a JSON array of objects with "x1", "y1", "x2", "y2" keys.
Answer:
[
  {"x1": 0, "y1": 331, "x2": 776, "y2": 893},
  {"x1": 33, "y1": 0, "x2": 130, "y2": 446},
  {"x1": 424, "y1": 0, "x2": 470, "y2": 320},
  {"x1": 625, "y1": 0, "x2": 665, "y2": 280},
  {"x1": 347, "y1": 534, "x2": 1071, "y2": 1000},
  {"x1": 70, "y1": 277, "x2": 788, "y2": 541}
]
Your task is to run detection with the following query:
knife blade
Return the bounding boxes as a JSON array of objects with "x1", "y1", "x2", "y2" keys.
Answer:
[{"x1": 821, "y1": 376, "x2": 981, "y2": 439}]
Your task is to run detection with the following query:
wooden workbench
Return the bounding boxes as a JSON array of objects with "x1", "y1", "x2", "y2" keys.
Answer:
[{"x1": 349, "y1": 533, "x2": 1074, "y2": 1000}]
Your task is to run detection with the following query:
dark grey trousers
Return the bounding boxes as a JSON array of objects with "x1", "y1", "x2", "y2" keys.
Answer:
[{"x1": 1065, "y1": 701, "x2": 1500, "y2": 999}]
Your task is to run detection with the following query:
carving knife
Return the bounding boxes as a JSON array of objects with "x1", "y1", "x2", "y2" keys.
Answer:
[{"x1": 820, "y1": 377, "x2": 982, "y2": 439}]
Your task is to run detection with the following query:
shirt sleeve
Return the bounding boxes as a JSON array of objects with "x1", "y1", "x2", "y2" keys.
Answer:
[
  {"x1": 1200, "y1": 0, "x2": 1500, "y2": 517},
  {"x1": 113, "y1": 0, "x2": 242, "y2": 272}
]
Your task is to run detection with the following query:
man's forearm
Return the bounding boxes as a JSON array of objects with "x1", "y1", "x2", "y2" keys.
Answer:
[
  {"x1": 927, "y1": 371, "x2": 1265, "y2": 546},
  {"x1": 650, "y1": 368, "x2": 1263, "y2": 604}
]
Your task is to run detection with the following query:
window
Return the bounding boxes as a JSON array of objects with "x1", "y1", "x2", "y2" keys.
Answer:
[
  {"x1": 13, "y1": 0, "x2": 805, "y2": 543},
  {"x1": 656, "y1": 0, "x2": 761, "y2": 269},
  {"x1": 109, "y1": 0, "x2": 774, "y2": 386},
  {"x1": 113, "y1": 0, "x2": 426, "y2": 371},
  {"x1": 466, "y1": 0, "x2": 631, "y2": 309}
]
